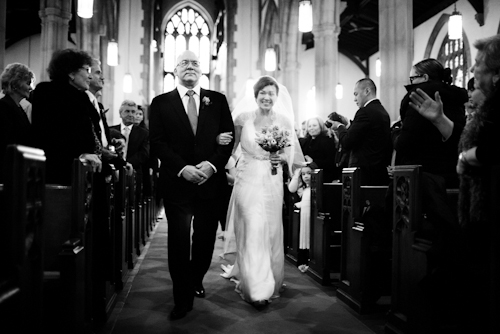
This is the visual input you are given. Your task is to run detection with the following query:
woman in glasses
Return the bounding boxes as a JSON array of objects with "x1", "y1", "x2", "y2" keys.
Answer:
[
  {"x1": 394, "y1": 58, "x2": 468, "y2": 188},
  {"x1": 31, "y1": 49, "x2": 103, "y2": 184}
]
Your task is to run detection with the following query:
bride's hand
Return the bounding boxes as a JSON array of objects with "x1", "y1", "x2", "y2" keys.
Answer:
[
  {"x1": 216, "y1": 132, "x2": 233, "y2": 145},
  {"x1": 270, "y1": 153, "x2": 283, "y2": 167}
]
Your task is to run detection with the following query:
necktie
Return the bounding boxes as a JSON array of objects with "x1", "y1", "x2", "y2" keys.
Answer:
[
  {"x1": 91, "y1": 96, "x2": 108, "y2": 147},
  {"x1": 186, "y1": 90, "x2": 198, "y2": 134},
  {"x1": 122, "y1": 126, "x2": 130, "y2": 160}
]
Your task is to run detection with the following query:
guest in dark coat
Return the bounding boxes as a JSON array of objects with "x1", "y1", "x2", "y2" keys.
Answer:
[
  {"x1": 394, "y1": 58, "x2": 468, "y2": 188},
  {"x1": 31, "y1": 49, "x2": 102, "y2": 185},
  {"x1": 300, "y1": 116, "x2": 338, "y2": 182},
  {"x1": 332, "y1": 78, "x2": 392, "y2": 186},
  {"x1": 109, "y1": 100, "x2": 150, "y2": 175},
  {"x1": 0, "y1": 63, "x2": 35, "y2": 181},
  {"x1": 409, "y1": 35, "x2": 500, "y2": 333}
]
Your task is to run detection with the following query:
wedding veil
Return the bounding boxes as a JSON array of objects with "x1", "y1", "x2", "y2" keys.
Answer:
[{"x1": 231, "y1": 76, "x2": 306, "y2": 174}]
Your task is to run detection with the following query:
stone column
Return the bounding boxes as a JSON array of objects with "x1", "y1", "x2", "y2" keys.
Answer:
[
  {"x1": 281, "y1": 0, "x2": 301, "y2": 125},
  {"x1": 379, "y1": 0, "x2": 413, "y2": 122},
  {"x1": 313, "y1": 0, "x2": 341, "y2": 121},
  {"x1": 39, "y1": 0, "x2": 72, "y2": 82}
]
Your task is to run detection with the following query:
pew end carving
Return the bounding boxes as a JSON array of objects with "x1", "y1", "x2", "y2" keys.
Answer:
[{"x1": 0, "y1": 145, "x2": 45, "y2": 333}]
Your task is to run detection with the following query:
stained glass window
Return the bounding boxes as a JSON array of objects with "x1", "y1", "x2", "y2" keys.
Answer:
[
  {"x1": 163, "y1": 7, "x2": 211, "y2": 92},
  {"x1": 438, "y1": 37, "x2": 469, "y2": 88}
]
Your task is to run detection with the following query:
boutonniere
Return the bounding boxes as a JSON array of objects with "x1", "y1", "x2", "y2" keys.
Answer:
[{"x1": 202, "y1": 96, "x2": 212, "y2": 108}]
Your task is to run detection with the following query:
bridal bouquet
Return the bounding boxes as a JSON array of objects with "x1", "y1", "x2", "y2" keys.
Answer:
[{"x1": 255, "y1": 125, "x2": 291, "y2": 175}]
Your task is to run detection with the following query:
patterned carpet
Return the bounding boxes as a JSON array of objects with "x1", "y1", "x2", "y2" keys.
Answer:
[{"x1": 99, "y1": 214, "x2": 387, "y2": 334}]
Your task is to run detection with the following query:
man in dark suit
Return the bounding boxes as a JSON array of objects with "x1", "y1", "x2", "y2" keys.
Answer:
[
  {"x1": 332, "y1": 78, "x2": 392, "y2": 185},
  {"x1": 149, "y1": 50, "x2": 234, "y2": 320},
  {"x1": 110, "y1": 100, "x2": 149, "y2": 175}
]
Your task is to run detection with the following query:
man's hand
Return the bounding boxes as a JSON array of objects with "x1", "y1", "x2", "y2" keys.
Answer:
[
  {"x1": 216, "y1": 132, "x2": 233, "y2": 145},
  {"x1": 125, "y1": 162, "x2": 134, "y2": 176},
  {"x1": 111, "y1": 138, "x2": 126, "y2": 153},
  {"x1": 101, "y1": 147, "x2": 118, "y2": 161},
  {"x1": 182, "y1": 165, "x2": 209, "y2": 184},
  {"x1": 195, "y1": 161, "x2": 215, "y2": 185}
]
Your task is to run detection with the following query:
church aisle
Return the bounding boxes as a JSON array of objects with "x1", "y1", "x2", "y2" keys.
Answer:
[{"x1": 100, "y1": 214, "x2": 383, "y2": 334}]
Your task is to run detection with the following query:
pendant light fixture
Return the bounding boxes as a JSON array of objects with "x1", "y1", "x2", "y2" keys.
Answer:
[
  {"x1": 376, "y1": 58, "x2": 381, "y2": 77},
  {"x1": 107, "y1": 40, "x2": 118, "y2": 66},
  {"x1": 265, "y1": 47, "x2": 277, "y2": 72},
  {"x1": 77, "y1": 0, "x2": 94, "y2": 19},
  {"x1": 448, "y1": 3, "x2": 462, "y2": 40},
  {"x1": 298, "y1": 0, "x2": 313, "y2": 32},
  {"x1": 336, "y1": 83, "x2": 343, "y2": 100}
]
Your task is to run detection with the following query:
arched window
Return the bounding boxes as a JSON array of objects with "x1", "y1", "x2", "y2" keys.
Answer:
[
  {"x1": 438, "y1": 37, "x2": 470, "y2": 88},
  {"x1": 163, "y1": 7, "x2": 211, "y2": 92}
]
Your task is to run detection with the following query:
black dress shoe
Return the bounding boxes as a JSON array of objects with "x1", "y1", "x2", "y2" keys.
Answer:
[
  {"x1": 170, "y1": 305, "x2": 193, "y2": 320},
  {"x1": 194, "y1": 285, "x2": 205, "y2": 298}
]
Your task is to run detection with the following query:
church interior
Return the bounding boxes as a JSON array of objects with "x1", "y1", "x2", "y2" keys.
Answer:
[{"x1": 1, "y1": 0, "x2": 499, "y2": 333}]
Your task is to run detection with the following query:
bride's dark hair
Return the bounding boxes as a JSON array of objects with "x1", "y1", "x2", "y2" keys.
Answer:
[{"x1": 253, "y1": 75, "x2": 280, "y2": 98}]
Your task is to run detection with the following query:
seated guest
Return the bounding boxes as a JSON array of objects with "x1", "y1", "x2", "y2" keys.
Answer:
[
  {"x1": 0, "y1": 63, "x2": 35, "y2": 181},
  {"x1": 300, "y1": 116, "x2": 339, "y2": 182},
  {"x1": 31, "y1": 49, "x2": 102, "y2": 184},
  {"x1": 110, "y1": 100, "x2": 149, "y2": 178}
]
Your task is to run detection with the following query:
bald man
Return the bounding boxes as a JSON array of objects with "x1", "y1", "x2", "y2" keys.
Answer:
[
  {"x1": 149, "y1": 50, "x2": 234, "y2": 320},
  {"x1": 331, "y1": 78, "x2": 392, "y2": 185}
]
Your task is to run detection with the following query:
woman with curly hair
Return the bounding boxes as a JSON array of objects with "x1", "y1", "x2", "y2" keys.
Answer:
[{"x1": 31, "y1": 49, "x2": 102, "y2": 184}]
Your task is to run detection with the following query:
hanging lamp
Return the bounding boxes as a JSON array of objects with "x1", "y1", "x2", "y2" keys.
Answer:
[
  {"x1": 77, "y1": 0, "x2": 94, "y2": 18},
  {"x1": 298, "y1": 1, "x2": 313, "y2": 32},
  {"x1": 336, "y1": 83, "x2": 343, "y2": 100},
  {"x1": 448, "y1": 3, "x2": 462, "y2": 40},
  {"x1": 265, "y1": 48, "x2": 277, "y2": 72},
  {"x1": 107, "y1": 41, "x2": 118, "y2": 66}
]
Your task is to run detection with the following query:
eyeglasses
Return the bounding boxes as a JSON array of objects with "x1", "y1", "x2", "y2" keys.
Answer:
[
  {"x1": 409, "y1": 74, "x2": 424, "y2": 84},
  {"x1": 177, "y1": 60, "x2": 200, "y2": 68},
  {"x1": 81, "y1": 67, "x2": 91, "y2": 74}
]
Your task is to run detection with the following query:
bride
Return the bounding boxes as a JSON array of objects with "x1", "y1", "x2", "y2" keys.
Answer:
[{"x1": 218, "y1": 76, "x2": 305, "y2": 307}]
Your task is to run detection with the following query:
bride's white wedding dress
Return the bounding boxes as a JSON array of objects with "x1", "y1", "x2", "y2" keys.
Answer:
[{"x1": 221, "y1": 111, "x2": 288, "y2": 303}]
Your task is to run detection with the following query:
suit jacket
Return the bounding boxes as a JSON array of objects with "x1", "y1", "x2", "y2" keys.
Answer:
[
  {"x1": 31, "y1": 81, "x2": 98, "y2": 185},
  {"x1": 149, "y1": 87, "x2": 234, "y2": 202},
  {"x1": 337, "y1": 99, "x2": 392, "y2": 170},
  {"x1": 109, "y1": 123, "x2": 149, "y2": 173},
  {"x1": 0, "y1": 94, "x2": 33, "y2": 181}
]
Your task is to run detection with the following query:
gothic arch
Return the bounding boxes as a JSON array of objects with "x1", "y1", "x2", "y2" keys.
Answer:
[
  {"x1": 423, "y1": 13, "x2": 471, "y2": 69},
  {"x1": 161, "y1": 0, "x2": 214, "y2": 35}
]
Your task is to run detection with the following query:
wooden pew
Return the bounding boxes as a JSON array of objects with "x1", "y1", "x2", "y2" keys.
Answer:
[
  {"x1": 307, "y1": 169, "x2": 342, "y2": 285},
  {"x1": 490, "y1": 165, "x2": 500, "y2": 333},
  {"x1": 337, "y1": 167, "x2": 391, "y2": 314},
  {"x1": 0, "y1": 145, "x2": 45, "y2": 333},
  {"x1": 385, "y1": 165, "x2": 462, "y2": 334},
  {"x1": 42, "y1": 159, "x2": 96, "y2": 333},
  {"x1": 126, "y1": 172, "x2": 139, "y2": 268},
  {"x1": 284, "y1": 190, "x2": 300, "y2": 264},
  {"x1": 113, "y1": 167, "x2": 131, "y2": 290}
]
